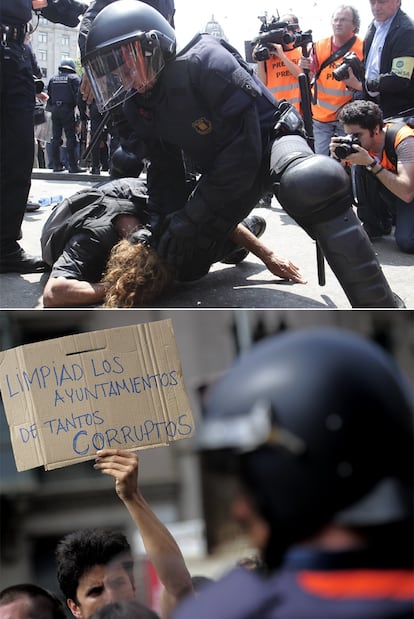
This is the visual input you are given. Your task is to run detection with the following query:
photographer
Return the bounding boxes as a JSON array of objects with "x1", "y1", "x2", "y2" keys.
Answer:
[
  {"x1": 330, "y1": 100, "x2": 414, "y2": 253},
  {"x1": 300, "y1": 4, "x2": 363, "y2": 155},
  {"x1": 253, "y1": 14, "x2": 305, "y2": 112}
]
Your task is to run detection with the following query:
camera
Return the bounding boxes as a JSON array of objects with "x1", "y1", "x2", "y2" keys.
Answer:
[
  {"x1": 252, "y1": 22, "x2": 312, "y2": 62},
  {"x1": 34, "y1": 76, "x2": 45, "y2": 94},
  {"x1": 333, "y1": 135, "x2": 360, "y2": 160},
  {"x1": 253, "y1": 24, "x2": 295, "y2": 61},
  {"x1": 333, "y1": 51, "x2": 364, "y2": 82}
]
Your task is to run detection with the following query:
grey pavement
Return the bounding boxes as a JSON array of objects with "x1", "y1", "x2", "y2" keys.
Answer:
[{"x1": 1, "y1": 169, "x2": 413, "y2": 309}]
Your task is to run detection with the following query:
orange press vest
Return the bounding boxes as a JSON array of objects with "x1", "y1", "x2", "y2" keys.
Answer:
[
  {"x1": 265, "y1": 47, "x2": 302, "y2": 111},
  {"x1": 312, "y1": 36, "x2": 363, "y2": 123},
  {"x1": 376, "y1": 124, "x2": 414, "y2": 172}
]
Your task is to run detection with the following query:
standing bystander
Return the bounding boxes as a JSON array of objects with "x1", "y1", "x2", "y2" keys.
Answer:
[
  {"x1": 343, "y1": 0, "x2": 414, "y2": 118},
  {"x1": 48, "y1": 58, "x2": 86, "y2": 173},
  {"x1": 300, "y1": 5, "x2": 363, "y2": 155}
]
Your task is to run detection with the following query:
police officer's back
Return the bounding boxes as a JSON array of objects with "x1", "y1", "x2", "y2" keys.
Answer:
[{"x1": 48, "y1": 58, "x2": 84, "y2": 172}]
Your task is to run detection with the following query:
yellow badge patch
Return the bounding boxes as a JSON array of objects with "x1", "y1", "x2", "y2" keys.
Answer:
[
  {"x1": 192, "y1": 117, "x2": 213, "y2": 135},
  {"x1": 391, "y1": 57, "x2": 414, "y2": 79}
]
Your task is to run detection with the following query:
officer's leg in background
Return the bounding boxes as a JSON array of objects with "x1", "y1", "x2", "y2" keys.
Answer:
[
  {"x1": 51, "y1": 109, "x2": 64, "y2": 171},
  {"x1": 63, "y1": 109, "x2": 84, "y2": 173},
  {"x1": 0, "y1": 44, "x2": 46, "y2": 272},
  {"x1": 0, "y1": 61, "x2": 33, "y2": 258},
  {"x1": 270, "y1": 135, "x2": 400, "y2": 308}
]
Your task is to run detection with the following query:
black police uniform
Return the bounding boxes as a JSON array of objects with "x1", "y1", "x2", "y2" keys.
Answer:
[
  {"x1": 48, "y1": 63, "x2": 82, "y2": 172},
  {"x1": 0, "y1": 0, "x2": 86, "y2": 272},
  {"x1": 0, "y1": 0, "x2": 43, "y2": 271},
  {"x1": 121, "y1": 34, "x2": 399, "y2": 307}
]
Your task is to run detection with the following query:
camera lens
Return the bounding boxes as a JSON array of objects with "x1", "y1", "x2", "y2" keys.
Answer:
[
  {"x1": 334, "y1": 144, "x2": 352, "y2": 160},
  {"x1": 333, "y1": 64, "x2": 349, "y2": 81}
]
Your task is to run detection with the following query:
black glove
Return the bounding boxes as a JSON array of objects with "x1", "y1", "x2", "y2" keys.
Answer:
[
  {"x1": 41, "y1": 0, "x2": 87, "y2": 27},
  {"x1": 157, "y1": 211, "x2": 214, "y2": 270}
]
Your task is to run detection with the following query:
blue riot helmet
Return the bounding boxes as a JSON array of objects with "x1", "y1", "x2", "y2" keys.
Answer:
[
  {"x1": 199, "y1": 328, "x2": 414, "y2": 569},
  {"x1": 82, "y1": 0, "x2": 176, "y2": 112},
  {"x1": 59, "y1": 58, "x2": 77, "y2": 72}
]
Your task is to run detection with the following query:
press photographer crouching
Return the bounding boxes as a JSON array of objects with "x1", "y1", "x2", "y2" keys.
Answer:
[{"x1": 330, "y1": 100, "x2": 414, "y2": 253}]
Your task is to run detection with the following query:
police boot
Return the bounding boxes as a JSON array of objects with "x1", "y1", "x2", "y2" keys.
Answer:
[
  {"x1": 277, "y1": 154, "x2": 401, "y2": 308},
  {"x1": 306, "y1": 209, "x2": 402, "y2": 307}
]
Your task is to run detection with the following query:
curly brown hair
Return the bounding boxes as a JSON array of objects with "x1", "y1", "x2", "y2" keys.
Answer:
[{"x1": 101, "y1": 240, "x2": 174, "y2": 307}]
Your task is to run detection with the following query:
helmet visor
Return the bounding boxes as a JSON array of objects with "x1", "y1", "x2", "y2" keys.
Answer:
[{"x1": 84, "y1": 36, "x2": 165, "y2": 112}]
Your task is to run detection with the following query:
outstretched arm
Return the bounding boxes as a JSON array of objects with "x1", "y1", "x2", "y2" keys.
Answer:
[
  {"x1": 43, "y1": 276, "x2": 107, "y2": 307},
  {"x1": 94, "y1": 449, "x2": 193, "y2": 618},
  {"x1": 230, "y1": 224, "x2": 307, "y2": 283}
]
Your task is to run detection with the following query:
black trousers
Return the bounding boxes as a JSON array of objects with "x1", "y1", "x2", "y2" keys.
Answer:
[
  {"x1": 51, "y1": 104, "x2": 78, "y2": 169},
  {"x1": 0, "y1": 41, "x2": 35, "y2": 258}
]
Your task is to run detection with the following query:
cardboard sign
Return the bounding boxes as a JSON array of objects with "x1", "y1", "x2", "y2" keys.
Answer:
[{"x1": 0, "y1": 320, "x2": 194, "y2": 471}]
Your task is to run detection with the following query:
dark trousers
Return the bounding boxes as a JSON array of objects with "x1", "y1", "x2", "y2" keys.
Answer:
[
  {"x1": 51, "y1": 104, "x2": 78, "y2": 169},
  {"x1": 0, "y1": 42, "x2": 35, "y2": 257},
  {"x1": 353, "y1": 165, "x2": 414, "y2": 254}
]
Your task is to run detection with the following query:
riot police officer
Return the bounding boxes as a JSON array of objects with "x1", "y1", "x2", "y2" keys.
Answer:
[
  {"x1": 175, "y1": 328, "x2": 414, "y2": 619},
  {"x1": 82, "y1": 0, "x2": 402, "y2": 307},
  {"x1": 0, "y1": 0, "x2": 86, "y2": 274},
  {"x1": 77, "y1": 0, "x2": 176, "y2": 178},
  {"x1": 48, "y1": 58, "x2": 85, "y2": 173}
]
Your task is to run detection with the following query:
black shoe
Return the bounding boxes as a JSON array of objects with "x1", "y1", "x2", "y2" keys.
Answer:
[
  {"x1": 393, "y1": 293, "x2": 406, "y2": 308},
  {"x1": 26, "y1": 201, "x2": 41, "y2": 212},
  {"x1": 91, "y1": 167, "x2": 101, "y2": 175},
  {"x1": 53, "y1": 165, "x2": 65, "y2": 172},
  {"x1": 0, "y1": 250, "x2": 48, "y2": 274},
  {"x1": 69, "y1": 166, "x2": 87, "y2": 173},
  {"x1": 363, "y1": 223, "x2": 392, "y2": 241},
  {"x1": 221, "y1": 215, "x2": 267, "y2": 265},
  {"x1": 255, "y1": 192, "x2": 273, "y2": 208}
]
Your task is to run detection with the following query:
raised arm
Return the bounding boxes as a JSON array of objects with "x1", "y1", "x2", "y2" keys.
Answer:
[{"x1": 94, "y1": 449, "x2": 193, "y2": 618}]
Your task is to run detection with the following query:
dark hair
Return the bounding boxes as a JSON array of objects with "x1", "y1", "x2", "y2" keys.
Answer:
[
  {"x1": 0, "y1": 583, "x2": 66, "y2": 619},
  {"x1": 90, "y1": 600, "x2": 160, "y2": 619},
  {"x1": 55, "y1": 529, "x2": 133, "y2": 602},
  {"x1": 280, "y1": 13, "x2": 299, "y2": 29},
  {"x1": 338, "y1": 100, "x2": 384, "y2": 132}
]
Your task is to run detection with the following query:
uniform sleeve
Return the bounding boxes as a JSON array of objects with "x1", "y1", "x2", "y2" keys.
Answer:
[
  {"x1": 181, "y1": 47, "x2": 265, "y2": 238},
  {"x1": 367, "y1": 29, "x2": 414, "y2": 95}
]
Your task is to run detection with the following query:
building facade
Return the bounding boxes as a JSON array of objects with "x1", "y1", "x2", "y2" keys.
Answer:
[{"x1": 29, "y1": 15, "x2": 80, "y2": 81}]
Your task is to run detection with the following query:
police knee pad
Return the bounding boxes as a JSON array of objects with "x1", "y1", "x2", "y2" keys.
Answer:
[{"x1": 278, "y1": 155, "x2": 352, "y2": 226}]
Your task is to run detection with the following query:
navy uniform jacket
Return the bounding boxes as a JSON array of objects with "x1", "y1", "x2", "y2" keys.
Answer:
[
  {"x1": 48, "y1": 69, "x2": 80, "y2": 107},
  {"x1": 364, "y1": 8, "x2": 414, "y2": 118},
  {"x1": 0, "y1": 0, "x2": 32, "y2": 24},
  {"x1": 123, "y1": 34, "x2": 278, "y2": 246},
  {"x1": 174, "y1": 549, "x2": 414, "y2": 619}
]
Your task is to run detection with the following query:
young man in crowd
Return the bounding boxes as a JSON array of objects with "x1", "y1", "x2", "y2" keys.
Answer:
[
  {"x1": 0, "y1": 584, "x2": 66, "y2": 619},
  {"x1": 56, "y1": 449, "x2": 193, "y2": 619},
  {"x1": 330, "y1": 99, "x2": 414, "y2": 252}
]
